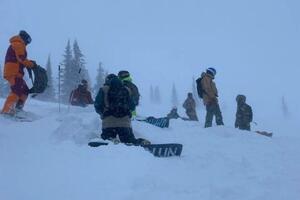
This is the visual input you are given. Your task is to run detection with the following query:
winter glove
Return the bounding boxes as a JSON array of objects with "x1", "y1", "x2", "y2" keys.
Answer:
[{"x1": 30, "y1": 60, "x2": 38, "y2": 67}]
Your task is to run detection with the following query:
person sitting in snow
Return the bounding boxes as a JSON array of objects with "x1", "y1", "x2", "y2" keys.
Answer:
[
  {"x1": 69, "y1": 79, "x2": 93, "y2": 107},
  {"x1": 182, "y1": 92, "x2": 198, "y2": 121},
  {"x1": 166, "y1": 107, "x2": 181, "y2": 119},
  {"x1": 235, "y1": 94, "x2": 253, "y2": 131},
  {"x1": 94, "y1": 74, "x2": 149, "y2": 145}
]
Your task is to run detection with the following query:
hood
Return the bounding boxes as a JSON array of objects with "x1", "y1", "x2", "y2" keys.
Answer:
[
  {"x1": 10, "y1": 35, "x2": 25, "y2": 45},
  {"x1": 201, "y1": 72, "x2": 214, "y2": 79}
]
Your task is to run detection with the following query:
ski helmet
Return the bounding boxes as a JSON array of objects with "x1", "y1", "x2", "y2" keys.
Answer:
[
  {"x1": 19, "y1": 30, "x2": 32, "y2": 45},
  {"x1": 118, "y1": 70, "x2": 130, "y2": 79},
  {"x1": 206, "y1": 67, "x2": 217, "y2": 76}
]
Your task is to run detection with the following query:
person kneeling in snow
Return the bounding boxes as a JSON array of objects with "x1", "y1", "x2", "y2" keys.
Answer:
[
  {"x1": 94, "y1": 74, "x2": 149, "y2": 145},
  {"x1": 69, "y1": 79, "x2": 93, "y2": 107},
  {"x1": 166, "y1": 107, "x2": 181, "y2": 119},
  {"x1": 182, "y1": 92, "x2": 199, "y2": 121},
  {"x1": 235, "y1": 94, "x2": 253, "y2": 131}
]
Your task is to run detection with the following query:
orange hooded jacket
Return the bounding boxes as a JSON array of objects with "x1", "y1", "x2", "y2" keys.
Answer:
[{"x1": 3, "y1": 35, "x2": 34, "y2": 79}]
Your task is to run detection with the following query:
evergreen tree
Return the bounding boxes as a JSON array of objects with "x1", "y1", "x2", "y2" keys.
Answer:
[
  {"x1": 150, "y1": 85, "x2": 154, "y2": 103},
  {"x1": 73, "y1": 40, "x2": 91, "y2": 86},
  {"x1": 93, "y1": 62, "x2": 105, "y2": 93},
  {"x1": 154, "y1": 86, "x2": 161, "y2": 104},
  {"x1": 36, "y1": 55, "x2": 56, "y2": 101},
  {"x1": 171, "y1": 83, "x2": 179, "y2": 107},
  {"x1": 281, "y1": 96, "x2": 289, "y2": 117},
  {"x1": 60, "y1": 40, "x2": 74, "y2": 103}
]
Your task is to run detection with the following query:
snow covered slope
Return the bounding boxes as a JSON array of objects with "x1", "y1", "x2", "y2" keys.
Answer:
[{"x1": 0, "y1": 98, "x2": 299, "y2": 200}]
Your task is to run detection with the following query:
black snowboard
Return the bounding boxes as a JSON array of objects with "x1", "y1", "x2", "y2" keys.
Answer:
[
  {"x1": 142, "y1": 143, "x2": 183, "y2": 157},
  {"x1": 255, "y1": 131, "x2": 273, "y2": 137},
  {"x1": 88, "y1": 141, "x2": 183, "y2": 157}
]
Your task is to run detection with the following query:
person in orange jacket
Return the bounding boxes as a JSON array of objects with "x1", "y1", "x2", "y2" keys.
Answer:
[{"x1": 1, "y1": 30, "x2": 36, "y2": 115}]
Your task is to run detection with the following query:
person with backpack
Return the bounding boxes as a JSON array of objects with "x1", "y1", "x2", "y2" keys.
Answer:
[
  {"x1": 235, "y1": 94, "x2": 253, "y2": 131},
  {"x1": 94, "y1": 74, "x2": 148, "y2": 145},
  {"x1": 196, "y1": 68, "x2": 224, "y2": 128},
  {"x1": 182, "y1": 92, "x2": 198, "y2": 121},
  {"x1": 118, "y1": 70, "x2": 140, "y2": 117},
  {"x1": 1, "y1": 30, "x2": 37, "y2": 116},
  {"x1": 69, "y1": 79, "x2": 93, "y2": 107}
]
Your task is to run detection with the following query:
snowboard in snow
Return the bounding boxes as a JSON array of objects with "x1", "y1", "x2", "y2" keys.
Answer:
[
  {"x1": 255, "y1": 131, "x2": 273, "y2": 137},
  {"x1": 88, "y1": 140, "x2": 183, "y2": 157},
  {"x1": 142, "y1": 143, "x2": 183, "y2": 157}
]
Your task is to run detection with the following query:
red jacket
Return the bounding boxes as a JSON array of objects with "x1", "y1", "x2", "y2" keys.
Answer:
[{"x1": 70, "y1": 86, "x2": 93, "y2": 106}]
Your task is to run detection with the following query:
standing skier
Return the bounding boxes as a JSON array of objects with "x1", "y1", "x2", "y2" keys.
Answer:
[
  {"x1": 235, "y1": 94, "x2": 253, "y2": 131},
  {"x1": 94, "y1": 74, "x2": 148, "y2": 145},
  {"x1": 182, "y1": 92, "x2": 198, "y2": 121},
  {"x1": 198, "y1": 68, "x2": 224, "y2": 128},
  {"x1": 118, "y1": 70, "x2": 140, "y2": 117},
  {"x1": 1, "y1": 30, "x2": 37, "y2": 116}
]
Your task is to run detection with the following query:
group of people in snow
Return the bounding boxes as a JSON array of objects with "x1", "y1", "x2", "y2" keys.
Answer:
[
  {"x1": 197, "y1": 67, "x2": 252, "y2": 131},
  {"x1": 1, "y1": 30, "x2": 253, "y2": 145}
]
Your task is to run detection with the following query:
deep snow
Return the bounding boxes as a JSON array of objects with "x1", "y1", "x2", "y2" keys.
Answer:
[{"x1": 0, "y1": 98, "x2": 299, "y2": 200}]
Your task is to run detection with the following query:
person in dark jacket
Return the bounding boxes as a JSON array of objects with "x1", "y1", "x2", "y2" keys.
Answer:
[
  {"x1": 69, "y1": 79, "x2": 93, "y2": 107},
  {"x1": 235, "y1": 94, "x2": 253, "y2": 131},
  {"x1": 94, "y1": 74, "x2": 148, "y2": 145},
  {"x1": 183, "y1": 93, "x2": 198, "y2": 121},
  {"x1": 118, "y1": 70, "x2": 140, "y2": 117}
]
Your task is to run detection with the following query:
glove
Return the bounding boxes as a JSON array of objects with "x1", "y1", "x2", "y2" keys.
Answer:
[{"x1": 30, "y1": 60, "x2": 38, "y2": 67}]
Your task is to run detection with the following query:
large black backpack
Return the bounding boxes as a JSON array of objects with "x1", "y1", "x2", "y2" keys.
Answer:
[
  {"x1": 28, "y1": 65, "x2": 48, "y2": 94},
  {"x1": 196, "y1": 77, "x2": 204, "y2": 98},
  {"x1": 107, "y1": 78, "x2": 131, "y2": 118}
]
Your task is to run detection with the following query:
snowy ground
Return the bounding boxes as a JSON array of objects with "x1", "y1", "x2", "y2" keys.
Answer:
[{"x1": 0, "y1": 98, "x2": 299, "y2": 200}]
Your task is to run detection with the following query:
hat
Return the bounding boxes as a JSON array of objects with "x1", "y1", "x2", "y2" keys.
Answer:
[
  {"x1": 206, "y1": 67, "x2": 216, "y2": 76},
  {"x1": 19, "y1": 30, "x2": 32, "y2": 45},
  {"x1": 118, "y1": 70, "x2": 130, "y2": 79}
]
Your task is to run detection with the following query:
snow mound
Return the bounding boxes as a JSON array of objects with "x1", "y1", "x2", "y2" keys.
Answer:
[{"x1": 0, "y1": 98, "x2": 300, "y2": 200}]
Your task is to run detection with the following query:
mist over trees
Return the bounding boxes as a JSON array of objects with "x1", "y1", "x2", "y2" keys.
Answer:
[
  {"x1": 35, "y1": 55, "x2": 56, "y2": 101},
  {"x1": 154, "y1": 86, "x2": 161, "y2": 104},
  {"x1": 281, "y1": 96, "x2": 289, "y2": 118},
  {"x1": 171, "y1": 83, "x2": 179, "y2": 107},
  {"x1": 59, "y1": 40, "x2": 91, "y2": 103},
  {"x1": 93, "y1": 62, "x2": 106, "y2": 94}
]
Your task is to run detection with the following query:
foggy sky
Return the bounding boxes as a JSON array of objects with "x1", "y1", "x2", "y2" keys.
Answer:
[{"x1": 1, "y1": 0, "x2": 299, "y2": 109}]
